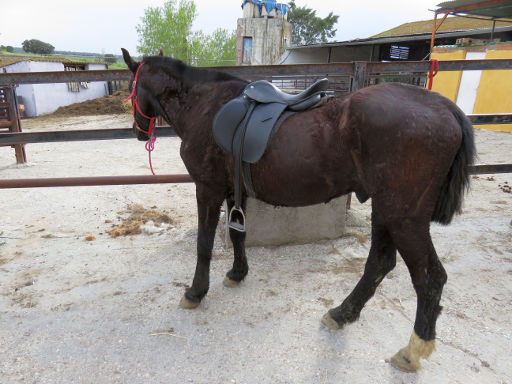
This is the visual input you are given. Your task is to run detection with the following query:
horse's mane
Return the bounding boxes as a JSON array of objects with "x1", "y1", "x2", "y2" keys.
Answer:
[{"x1": 144, "y1": 56, "x2": 245, "y2": 88}]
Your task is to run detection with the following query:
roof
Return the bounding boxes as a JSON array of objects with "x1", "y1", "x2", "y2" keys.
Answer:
[
  {"x1": 436, "y1": 0, "x2": 512, "y2": 19},
  {"x1": 371, "y1": 16, "x2": 512, "y2": 38},
  {"x1": 0, "y1": 55, "x2": 108, "y2": 68},
  {"x1": 0, "y1": 55, "x2": 72, "y2": 67},
  {"x1": 288, "y1": 24, "x2": 512, "y2": 50}
]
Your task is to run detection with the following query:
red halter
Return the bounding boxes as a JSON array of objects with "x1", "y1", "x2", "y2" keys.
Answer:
[{"x1": 123, "y1": 62, "x2": 157, "y2": 136}]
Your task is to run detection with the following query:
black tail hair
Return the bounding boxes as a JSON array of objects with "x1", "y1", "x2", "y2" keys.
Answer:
[{"x1": 432, "y1": 106, "x2": 476, "y2": 224}]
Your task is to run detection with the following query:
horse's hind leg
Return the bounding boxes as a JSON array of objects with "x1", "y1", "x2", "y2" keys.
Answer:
[
  {"x1": 322, "y1": 206, "x2": 397, "y2": 329},
  {"x1": 223, "y1": 196, "x2": 249, "y2": 287},
  {"x1": 179, "y1": 184, "x2": 224, "y2": 309},
  {"x1": 388, "y1": 221, "x2": 447, "y2": 372}
]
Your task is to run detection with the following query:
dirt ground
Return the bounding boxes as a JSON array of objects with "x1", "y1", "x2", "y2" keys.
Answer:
[{"x1": 0, "y1": 114, "x2": 511, "y2": 384}]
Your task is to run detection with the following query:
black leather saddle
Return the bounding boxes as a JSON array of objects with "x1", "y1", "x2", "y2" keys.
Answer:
[{"x1": 213, "y1": 78, "x2": 331, "y2": 232}]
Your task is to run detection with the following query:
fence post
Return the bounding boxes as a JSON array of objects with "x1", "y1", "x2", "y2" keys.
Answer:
[
  {"x1": 4, "y1": 86, "x2": 26, "y2": 163},
  {"x1": 351, "y1": 61, "x2": 367, "y2": 92}
]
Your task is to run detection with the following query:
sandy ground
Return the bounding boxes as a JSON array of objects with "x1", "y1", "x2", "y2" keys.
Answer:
[{"x1": 0, "y1": 114, "x2": 511, "y2": 384}]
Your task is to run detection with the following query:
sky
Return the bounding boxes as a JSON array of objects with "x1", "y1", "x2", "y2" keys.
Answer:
[{"x1": 1, "y1": 0, "x2": 438, "y2": 56}]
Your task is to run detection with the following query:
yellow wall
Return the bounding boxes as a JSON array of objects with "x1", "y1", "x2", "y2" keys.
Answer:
[
  {"x1": 473, "y1": 49, "x2": 512, "y2": 132},
  {"x1": 430, "y1": 49, "x2": 466, "y2": 102}
]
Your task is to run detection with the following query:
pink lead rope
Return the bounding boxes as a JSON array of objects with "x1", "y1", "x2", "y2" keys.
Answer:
[
  {"x1": 123, "y1": 62, "x2": 158, "y2": 175},
  {"x1": 145, "y1": 135, "x2": 157, "y2": 176}
]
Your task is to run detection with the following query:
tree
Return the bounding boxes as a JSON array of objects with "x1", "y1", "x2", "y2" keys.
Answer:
[
  {"x1": 136, "y1": 0, "x2": 236, "y2": 66},
  {"x1": 189, "y1": 28, "x2": 237, "y2": 66},
  {"x1": 22, "y1": 39, "x2": 55, "y2": 54},
  {"x1": 136, "y1": 0, "x2": 197, "y2": 63},
  {"x1": 287, "y1": 1, "x2": 339, "y2": 46}
]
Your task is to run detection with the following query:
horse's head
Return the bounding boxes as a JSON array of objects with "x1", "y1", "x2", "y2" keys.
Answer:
[{"x1": 122, "y1": 48, "x2": 159, "y2": 141}]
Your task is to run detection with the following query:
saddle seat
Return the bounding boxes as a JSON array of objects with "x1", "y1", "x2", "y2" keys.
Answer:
[{"x1": 244, "y1": 78, "x2": 330, "y2": 106}]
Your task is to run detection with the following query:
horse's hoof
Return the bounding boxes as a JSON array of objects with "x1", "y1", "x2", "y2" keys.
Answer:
[
  {"x1": 223, "y1": 276, "x2": 240, "y2": 288},
  {"x1": 389, "y1": 347, "x2": 421, "y2": 372},
  {"x1": 321, "y1": 312, "x2": 341, "y2": 330},
  {"x1": 179, "y1": 295, "x2": 201, "y2": 309},
  {"x1": 389, "y1": 332, "x2": 435, "y2": 372}
]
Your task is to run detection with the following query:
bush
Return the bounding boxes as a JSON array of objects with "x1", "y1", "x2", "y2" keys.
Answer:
[{"x1": 102, "y1": 54, "x2": 118, "y2": 64}]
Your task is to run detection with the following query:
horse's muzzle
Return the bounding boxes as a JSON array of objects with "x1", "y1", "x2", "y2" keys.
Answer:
[{"x1": 133, "y1": 122, "x2": 150, "y2": 141}]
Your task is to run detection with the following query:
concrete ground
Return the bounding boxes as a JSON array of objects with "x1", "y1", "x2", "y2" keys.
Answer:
[{"x1": 0, "y1": 114, "x2": 511, "y2": 383}]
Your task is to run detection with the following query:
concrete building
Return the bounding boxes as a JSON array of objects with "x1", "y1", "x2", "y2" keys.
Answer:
[
  {"x1": 237, "y1": 0, "x2": 292, "y2": 65},
  {"x1": 0, "y1": 57, "x2": 108, "y2": 117}
]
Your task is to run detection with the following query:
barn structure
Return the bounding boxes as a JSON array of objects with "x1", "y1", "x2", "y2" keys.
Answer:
[
  {"x1": 0, "y1": 56, "x2": 108, "y2": 117},
  {"x1": 279, "y1": 16, "x2": 512, "y2": 64},
  {"x1": 278, "y1": 11, "x2": 512, "y2": 132}
]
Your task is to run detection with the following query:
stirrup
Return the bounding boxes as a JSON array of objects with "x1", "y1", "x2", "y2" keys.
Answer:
[{"x1": 228, "y1": 206, "x2": 246, "y2": 232}]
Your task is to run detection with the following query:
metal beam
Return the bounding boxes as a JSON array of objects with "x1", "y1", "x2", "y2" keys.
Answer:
[
  {"x1": 0, "y1": 126, "x2": 177, "y2": 146},
  {"x1": 1, "y1": 60, "x2": 511, "y2": 86},
  {"x1": 470, "y1": 164, "x2": 512, "y2": 174},
  {"x1": 0, "y1": 69, "x2": 130, "y2": 86},
  {"x1": 0, "y1": 165, "x2": 509, "y2": 189},
  {"x1": 468, "y1": 113, "x2": 512, "y2": 125},
  {"x1": 0, "y1": 174, "x2": 193, "y2": 189}
]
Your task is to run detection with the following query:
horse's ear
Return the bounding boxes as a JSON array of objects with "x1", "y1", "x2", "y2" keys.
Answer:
[
  {"x1": 159, "y1": 49, "x2": 164, "y2": 56},
  {"x1": 121, "y1": 48, "x2": 139, "y2": 73}
]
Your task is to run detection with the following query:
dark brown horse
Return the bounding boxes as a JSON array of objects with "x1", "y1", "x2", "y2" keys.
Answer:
[{"x1": 121, "y1": 49, "x2": 475, "y2": 372}]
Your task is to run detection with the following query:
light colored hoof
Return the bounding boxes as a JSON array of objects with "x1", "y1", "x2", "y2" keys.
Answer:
[
  {"x1": 390, "y1": 347, "x2": 421, "y2": 372},
  {"x1": 389, "y1": 331, "x2": 436, "y2": 373},
  {"x1": 321, "y1": 312, "x2": 341, "y2": 330},
  {"x1": 179, "y1": 295, "x2": 200, "y2": 309},
  {"x1": 223, "y1": 276, "x2": 240, "y2": 288}
]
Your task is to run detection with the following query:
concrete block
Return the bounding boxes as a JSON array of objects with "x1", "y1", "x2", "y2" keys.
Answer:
[{"x1": 221, "y1": 195, "x2": 347, "y2": 247}]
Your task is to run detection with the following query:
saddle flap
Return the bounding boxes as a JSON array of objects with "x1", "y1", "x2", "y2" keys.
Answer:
[
  {"x1": 242, "y1": 102, "x2": 288, "y2": 163},
  {"x1": 213, "y1": 95, "x2": 250, "y2": 154}
]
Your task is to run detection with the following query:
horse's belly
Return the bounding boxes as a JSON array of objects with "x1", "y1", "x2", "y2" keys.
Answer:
[{"x1": 250, "y1": 152, "x2": 351, "y2": 207}]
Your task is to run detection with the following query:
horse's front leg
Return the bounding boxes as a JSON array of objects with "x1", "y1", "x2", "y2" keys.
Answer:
[
  {"x1": 179, "y1": 184, "x2": 224, "y2": 309},
  {"x1": 223, "y1": 196, "x2": 248, "y2": 287}
]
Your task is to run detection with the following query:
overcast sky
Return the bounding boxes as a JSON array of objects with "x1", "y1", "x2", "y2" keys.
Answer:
[{"x1": 2, "y1": 0, "x2": 438, "y2": 55}]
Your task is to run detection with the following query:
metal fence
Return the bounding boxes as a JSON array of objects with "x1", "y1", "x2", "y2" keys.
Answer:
[{"x1": 0, "y1": 59, "x2": 511, "y2": 189}]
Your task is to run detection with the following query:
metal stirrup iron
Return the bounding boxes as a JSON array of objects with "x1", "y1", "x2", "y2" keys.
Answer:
[{"x1": 228, "y1": 206, "x2": 246, "y2": 232}]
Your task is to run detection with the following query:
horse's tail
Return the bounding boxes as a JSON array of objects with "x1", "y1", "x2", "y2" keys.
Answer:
[{"x1": 432, "y1": 106, "x2": 476, "y2": 225}]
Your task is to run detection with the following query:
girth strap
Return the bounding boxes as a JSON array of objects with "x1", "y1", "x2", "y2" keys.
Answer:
[{"x1": 230, "y1": 103, "x2": 256, "y2": 232}]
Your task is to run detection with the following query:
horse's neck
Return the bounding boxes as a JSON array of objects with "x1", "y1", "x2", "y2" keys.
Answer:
[
  {"x1": 164, "y1": 79, "x2": 246, "y2": 138},
  {"x1": 189, "y1": 79, "x2": 246, "y2": 103}
]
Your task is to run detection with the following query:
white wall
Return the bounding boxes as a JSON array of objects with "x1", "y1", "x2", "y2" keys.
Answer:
[
  {"x1": 4, "y1": 61, "x2": 37, "y2": 116},
  {"x1": 2, "y1": 60, "x2": 108, "y2": 117},
  {"x1": 455, "y1": 51, "x2": 486, "y2": 114},
  {"x1": 279, "y1": 47, "x2": 330, "y2": 64}
]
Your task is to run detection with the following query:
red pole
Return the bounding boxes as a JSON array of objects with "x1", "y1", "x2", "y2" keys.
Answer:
[{"x1": 0, "y1": 174, "x2": 193, "y2": 189}]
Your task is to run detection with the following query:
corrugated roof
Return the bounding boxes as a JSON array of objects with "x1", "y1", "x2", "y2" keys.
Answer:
[
  {"x1": 371, "y1": 16, "x2": 512, "y2": 38},
  {"x1": 436, "y1": 0, "x2": 512, "y2": 19}
]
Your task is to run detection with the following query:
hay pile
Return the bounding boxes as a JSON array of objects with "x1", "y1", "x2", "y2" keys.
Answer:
[
  {"x1": 107, "y1": 204, "x2": 174, "y2": 238},
  {"x1": 51, "y1": 90, "x2": 132, "y2": 117}
]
